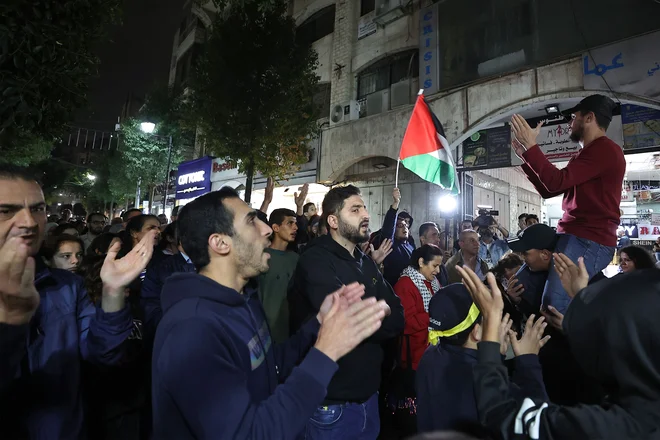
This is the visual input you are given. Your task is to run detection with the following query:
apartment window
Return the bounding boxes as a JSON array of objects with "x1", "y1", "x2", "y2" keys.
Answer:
[
  {"x1": 312, "y1": 83, "x2": 331, "y2": 119},
  {"x1": 357, "y1": 50, "x2": 418, "y2": 100},
  {"x1": 296, "y1": 5, "x2": 336, "y2": 46},
  {"x1": 360, "y1": 0, "x2": 375, "y2": 16}
]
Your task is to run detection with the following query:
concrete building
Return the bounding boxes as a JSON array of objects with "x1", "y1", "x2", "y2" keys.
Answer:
[
  {"x1": 290, "y1": 0, "x2": 660, "y2": 234},
  {"x1": 168, "y1": 0, "x2": 660, "y2": 242}
]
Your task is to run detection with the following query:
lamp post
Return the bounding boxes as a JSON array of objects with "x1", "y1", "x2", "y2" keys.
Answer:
[
  {"x1": 140, "y1": 122, "x2": 173, "y2": 213},
  {"x1": 439, "y1": 194, "x2": 458, "y2": 251}
]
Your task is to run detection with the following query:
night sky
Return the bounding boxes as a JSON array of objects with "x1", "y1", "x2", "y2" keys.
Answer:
[{"x1": 75, "y1": 0, "x2": 184, "y2": 131}]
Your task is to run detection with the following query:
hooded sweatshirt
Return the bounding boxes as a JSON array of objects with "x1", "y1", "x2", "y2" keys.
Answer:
[
  {"x1": 151, "y1": 273, "x2": 339, "y2": 439},
  {"x1": 288, "y1": 234, "x2": 405, "y2": 403},
  {"x1": 381, "y1": 207, "x2": 415, "y2": 287},
  {"x1": 472, "y1": 269, "x2": 660, "y2": 439}
]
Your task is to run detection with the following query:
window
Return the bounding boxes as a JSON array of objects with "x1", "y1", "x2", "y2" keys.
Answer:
[
  {"x1": 361, "y1": 0, "x2": 375, "y2": 16},
  {"x1": 296, "y1": 5, "x2": 336, "y2": 46},
  {"x1": 357, "y1": 50, "x2": 419, "y2": 100},
  {"x1": 312, "y1": 83, "x2": 331, "y2": 119}
]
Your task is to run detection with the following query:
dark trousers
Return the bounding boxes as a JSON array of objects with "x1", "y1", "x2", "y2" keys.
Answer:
[{"x1": 304, "y1": 393, "x2": 380, "y2": 440}]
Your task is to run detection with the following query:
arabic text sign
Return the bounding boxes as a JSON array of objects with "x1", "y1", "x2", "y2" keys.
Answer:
[
  {"x1": 357, "y1": 12, "x2": 377, "y2": 40},
  {"x1": 621, "y1": 104, "x2": 660, "y2": 150},
  {"x1": 583, "y1": 30, "x2": 660, "y2": 99},
  {"x1": 175, "y1": 156, "x2": 213, "y2": 200}
]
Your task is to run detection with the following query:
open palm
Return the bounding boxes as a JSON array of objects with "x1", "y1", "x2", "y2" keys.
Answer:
[
  {"x1": 101, "y1": 231, "x2": 156, "y2": 294},
  {"x1": 553, "y1": 253, "x2": 588, "y2": 298}
]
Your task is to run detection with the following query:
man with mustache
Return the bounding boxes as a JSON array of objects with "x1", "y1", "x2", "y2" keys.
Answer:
[
  {"x1": 0, "y1": 165, "x2": 156, "y2": 439},
  {"x1": 510, "y1": 94, "x2": 624, "y2": 315},
  {"x1": 289, "y1": 185, "x2": 405, "y2": 439}
]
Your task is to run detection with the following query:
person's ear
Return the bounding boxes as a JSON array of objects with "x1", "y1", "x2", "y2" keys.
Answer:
[
  {"x1": 327, "y1": 214, "x2": 339, "y2": 230},
  {"x1": 471, "y1": 323, "x2": 482, "y2": 343},
  {"x1": 418, "y1": 257, "x2": 424, "y2": 268},
  {"x1": 208, "y1": 233, "x2": 231, "y2": 257}
]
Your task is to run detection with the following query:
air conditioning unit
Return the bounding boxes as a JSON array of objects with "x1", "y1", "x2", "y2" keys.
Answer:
[
  {"x1": 366, "y1": 89, "x2": 390, "y2": 116},
  {"x1": 390, "y1": 78, "x2": 419, "y2": 108},
  {"x1": 374, "y1": 0, "x2": 406, "y2": 25},
  {"x1": 329, "y1": 101, "x2": 360, "y2": 126}
]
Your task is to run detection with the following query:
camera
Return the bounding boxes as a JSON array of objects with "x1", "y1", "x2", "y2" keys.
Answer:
[{"x1": 473, "y1": 208, "x2": 499, "y2": 228}]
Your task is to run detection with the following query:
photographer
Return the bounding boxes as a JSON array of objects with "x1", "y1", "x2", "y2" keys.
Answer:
[
  {"x1": 477, "y1": 226, "x2": 510, "y2": 270},
  {"x1": 472, "y1": 209, "x2": 509, "y2": 240}
]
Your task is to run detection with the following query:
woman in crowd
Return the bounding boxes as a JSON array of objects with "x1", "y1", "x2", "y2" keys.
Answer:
[
  {"x1": 619, "y1": 245, "x2": 656, "y2": 273},
  {"x1": 118, "y1": 215, "x2": 161, "y2": 262},
  {"x1": 394, "y1": 244, "x2": 444, "y2": 369},
  {"x1": 158, "y1": 222, "x2": 178, "y2": 256},
  {"x1": 43, "y1": 234, "x2": 85, "y2": 272},
  {"x1": 81, "y1": 254, "x2": 149, "y2": 440}
]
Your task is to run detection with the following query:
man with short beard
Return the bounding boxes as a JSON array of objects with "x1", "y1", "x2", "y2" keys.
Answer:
[
  {"x1": 80, "y1": 212, "x2": 105, "y2": 252},
  {"x1": 510, "y1": 94, "x2": 624, "y2": 314},
  {"x1": 289, "y1": 185, "x2": 405, "y2": 439}
]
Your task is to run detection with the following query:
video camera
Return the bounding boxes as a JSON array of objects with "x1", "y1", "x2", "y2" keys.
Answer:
[{"x1": 473, "y1": 208, "x2": 499, "y2": 229}]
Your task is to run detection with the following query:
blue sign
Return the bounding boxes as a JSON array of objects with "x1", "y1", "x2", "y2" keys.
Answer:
[
  {"x1": 419, "y1": 3, "x2": 439, "y2": 95},
  {"x1": 175, "y1": 156, "x2": 213, "y2": 200}
]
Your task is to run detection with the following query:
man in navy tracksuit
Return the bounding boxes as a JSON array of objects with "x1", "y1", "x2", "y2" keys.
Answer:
[
  {"x1": 0, "y1": 165, "x2": 156, "y2": 439},
  {"x1": 151, "y1": 187, "x2": 390, "y2": 439}
]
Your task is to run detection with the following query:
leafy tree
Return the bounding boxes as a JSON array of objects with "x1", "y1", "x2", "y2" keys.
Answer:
[
  {"x1": 189, "y1": 0, "x2": 320, "y2": 202},
  {"x1": 0, "y1": 0, "x2": 121, "y2": 163}
]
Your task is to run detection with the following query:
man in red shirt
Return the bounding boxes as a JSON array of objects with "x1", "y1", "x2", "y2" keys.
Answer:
[{"x1": 509, "y1": 94, "x2": 624, "y2": 314}]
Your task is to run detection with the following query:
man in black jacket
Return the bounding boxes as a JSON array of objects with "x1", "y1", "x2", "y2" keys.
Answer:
[{"x1": 289, "y1": 184, "x2": 405, "y2": 440}]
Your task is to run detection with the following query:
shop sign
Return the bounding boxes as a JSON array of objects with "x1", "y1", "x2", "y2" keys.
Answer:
[
  {"x1": 419, "y1": 3, "x2": 440, "y2": 95},
  {"x1": 211, "y1": 158, "x2": 242, "y2": 182},
  {"x1": 175, "y1": 156, "x2": 213, "y2": 200},
  {"x1": 583, "y1": 30, "x2": 660, "y2": 99},
  {"x1": 621, "y1": 104, "x2": 660, "y2": 150},
  {"x1": 357, "y1": 12, "x2": 377, "y2": 40}
]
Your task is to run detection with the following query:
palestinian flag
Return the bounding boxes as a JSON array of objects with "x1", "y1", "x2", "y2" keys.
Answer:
[{"x1": 399, "y1": 94, "x2": 459, "y2": 194}]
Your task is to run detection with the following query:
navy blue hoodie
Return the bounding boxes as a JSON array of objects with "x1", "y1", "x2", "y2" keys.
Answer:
[
  {"x1": 381, "y1": 207, "x2": 415, "y2": 287},
  {"x1": 151, "y1": 273, "x2": 339, "y2": 439}
]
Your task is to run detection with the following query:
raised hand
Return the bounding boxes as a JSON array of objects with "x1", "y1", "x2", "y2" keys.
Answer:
[
  {"x1": 101, "y1": 230, "x2": 157, "y2": 303},
  {"x1": 505, "y1": 277, "x2": 524, "y2": 304},
  {"x1": 392, "y1": 187, "x2": 401, "y2": 210},
  {"x1": 553, "y1": 253, "x2": 588, "y2": 298},
  {"x1": 317, "y1": 282, "x2": 366, "y2": 324},
  {"x1": 370, "y1": 238, "x2": 393, "y2": 265},
  {"x1": 508, "y1": 315, "x2": 551, "y2": 356},
  {"x1": 314, "y1": 296, "x2": 388, "y2": 362},
  {"x1": 511, "y1": 136, "x2": 527, "y2": 159},
  {"x1": 511, "y1": 114, "x2": 543, "y2": 149},
  {"x1": 294, "y1": 183, "x2": 309, "y2": 210},
  {"x1": 456, "y1": 267, "x2": 503, "y2": 320},
  {"x1": 0, "y1": 237, "x2": 40, "y2": 325},
  {"x1": 499, "y1": 313, "x2": 513, "y2": 355},
  {"x1": 541, "y1": 305, "x2": 564, "y2": 333}
]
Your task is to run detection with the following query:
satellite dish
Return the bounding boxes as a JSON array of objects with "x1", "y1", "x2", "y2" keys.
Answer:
[{"x1": 330, "y1": 104, "x2": 344, "y2": 123}]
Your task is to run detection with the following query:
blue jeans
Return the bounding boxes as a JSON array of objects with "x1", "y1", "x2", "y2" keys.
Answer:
[
  {"x1": 516, "y1": 234, "x2": 615, "y2": 315},
  {"x1": 304, "y1": 393, "x2": 380, "y2": 440}
]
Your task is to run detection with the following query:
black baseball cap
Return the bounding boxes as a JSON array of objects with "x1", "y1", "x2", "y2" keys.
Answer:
[
  {"x1": 562, "y1": 94, "x2": 617, "y2": 122},
  {"x1": 507, "y1": 223, "x2": 557, "y2": 253},
  {"x1": 428, "y1": 283, "x2": 480, "y2": 337}
]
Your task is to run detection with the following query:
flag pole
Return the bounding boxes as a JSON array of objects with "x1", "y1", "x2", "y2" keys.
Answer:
[{"x1": 395, "y1": 159, "x2": 400, "y2": 187}]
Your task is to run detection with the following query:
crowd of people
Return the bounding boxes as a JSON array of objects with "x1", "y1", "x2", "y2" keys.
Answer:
[{"x1": 2, "y1": 93, "x2": 660, "y2": 440}]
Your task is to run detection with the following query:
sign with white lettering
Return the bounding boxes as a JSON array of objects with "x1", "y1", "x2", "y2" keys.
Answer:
[
  {"x1": 419, "y1": 3, "x2": 440, "y2": 95},
  {"x1": 175, "y1": 156, "x2": 213, "y2": 200},
  {"x1": 357, "y1": 12, "x2": 377, "y2": 40}
]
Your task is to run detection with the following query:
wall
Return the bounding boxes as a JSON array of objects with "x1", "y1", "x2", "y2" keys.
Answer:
[{"x1": 312, "y1": 34, "x2": 333, "y2": 83}]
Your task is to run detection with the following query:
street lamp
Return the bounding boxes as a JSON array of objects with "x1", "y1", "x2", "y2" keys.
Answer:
[
  {"x1": 140, "y1": 122, "x2": 156, "y2": 134},
  {"x1": 140, "y1": 121, "x2": 173, "y2": 213},
  {"x1": 87, "y1": 173, "x2": 96, "y2": 181},
  {"x1": 439, "y1": 194, "x2": 458, "y2": 251}
]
